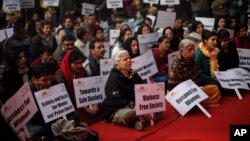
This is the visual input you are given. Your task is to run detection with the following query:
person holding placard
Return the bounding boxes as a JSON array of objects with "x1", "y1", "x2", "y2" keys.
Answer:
[
  {"x1": 151, "y1": 36, "x2": 172, "y2": 88},
  {"x1": 74, "y1": 27, "x2": 90, "y2": 58},
  {"x1": 217, "y1": 29, "x2": 239, "y2": 71},
  {"x1": 168, "y1": 39, "x2": 221, "y2": 108},
  {"x1": 123, "y1": 37, "x2": 140, "y2": 58},
  {"x1": 186, "y1": 20, "x2": 204, "y2": 45},
  {"x1": 195, "y1": 30, "x2": 221, "y2": 87},
  {"x1": 103, "y1": 50, "x2": 147, "y2": 131},
  {"x1": 111, "y1": 28, "x2": 132, "y2": 58},
  {"x1": 163, "y1": 27, "x2": 179, "y2": 51},
  {"x1": 231, "y1": 24, "x2": 250, "y2": 49},
  {"x1": 214, "y1": 16, "x2": 227, "y2": 31}
]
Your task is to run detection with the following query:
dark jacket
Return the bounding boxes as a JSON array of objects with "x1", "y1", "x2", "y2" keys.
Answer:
[{"x1": 102, "y1": 68, "x2": 144, "y2": 120}]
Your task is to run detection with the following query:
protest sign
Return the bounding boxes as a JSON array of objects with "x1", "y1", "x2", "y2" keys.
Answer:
[
  {"x1": 155, "y1": 11, "x2": 176, "y2": 28},
  {"x1": 20, "y1": 0, "x2": 34, "y2": 9},
  {"x1": 146, "y1": 15, "x2": 156, "y2": 28},
  {"x1": 0, "y1": 28, "x2": 13, "y2": 42},
  {"x1": 132, "y1": 50, "x2": 158, "y2": 80},
  {"x1": 135, "y1": 82, "x2": 166, "y2": 115},
  {"x1": 143, "y1": 0, "x2": 159, "y2": 5},
  {"x1": 228, "y1": 68, "x2": 250, "y2": 84},
  {"x1": 103, "y1": 42, "x2": 111, "y2": 59},
  {"x1": 81, "y1": 3, "x2": 95, "y2": 16},
  {"x1": 3, "y1": 0, "x2": 21, "y2": 11},
  {"x1": 109, "y1": 29, "x2": 120, "y2": 46},
  {"x1": 74, "y1": 76, "x2": 105, "y2": 108},
  {"x1": 43, "y1": 0, "x2": 59, "y2": 7},
  {"x1": 237, "y1": 48, "x2": 250, "y2": 69},
  {"x1": 100, "y1": 59, "x2": 113, "y2": 84},
  {"x1": 34, "y1": 84, "x2": 75, "y2": 123},
  {"x1": 160, "y1": 0, "x2": 180, "y2": 5},
  {"x1": 195, "y1": 17, "x2": 215, "y2": 31},
  {"x1": 107, "y1": 0, "x2": 123, "y2": 9},
  {"x1": 137, "y1": 32, "x2": 159, "y2": 54},
  {"x1": 1, "y1": 82, "x2": 38, "y2": 132},
  {"x1": 166, "y1": 80, "x2": 209, "y2": 117}
]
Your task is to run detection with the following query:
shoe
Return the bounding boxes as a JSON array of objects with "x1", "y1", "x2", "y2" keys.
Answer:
[{"x1": 134, "y1": 121, "x2": 143, "y2": 131}]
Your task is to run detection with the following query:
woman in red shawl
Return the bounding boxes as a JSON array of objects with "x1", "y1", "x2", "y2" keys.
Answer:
[{"x1": 54, "y1": 49, "x2": 101, "y2": 124}]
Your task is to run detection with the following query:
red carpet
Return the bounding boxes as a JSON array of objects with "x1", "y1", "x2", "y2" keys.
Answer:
[{"x1": 90, "y1": 91, "x2": 250, "y2": 141}]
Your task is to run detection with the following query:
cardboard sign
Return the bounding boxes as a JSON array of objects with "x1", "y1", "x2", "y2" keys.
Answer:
[
  {"x1": 81, "y1": 3, "x2": 95, "y2": 16},
  {"x1": 103, "y1": 42, "x2": 111, "y2": 59},
  {"x1": 109, "y1": 29, "x2": 120, "y2": 46},
  {"x1": 132, "y1": 50, "x2": 158, "y2": 80},
  {"x1": 3, "y1": 0, "x2": 21, "y2": 11},
  {"x1": 137, "y1": 32, "x2": 159, "y2": 54},
  {"x1": 43, "y1": 0, "x2": 59, "y2": 7},
  {"x1": 228, "y1": 68, "x2": 250, "y2": 84},
  {"x1": 166, "y1": 79, "x2": 208, "y2": 116},
  {"x1": 155, "y1": 11, "x2": 176, "y2": 28},
  {"x1": 168, "y1": 51, "x2": 179, "y2": 73},
  {"x1": 160, "y1": 0, "x2": 180, "y2": 5},
  {"x1": 214, "y1": 71, "x2": 249, "y2": 90},
  {"x1": 20, "y1": 0, "x2": 34, "y2": 9},
  {"x1": 34, "y1": 84, "x2": 75, "y2": 123},
  {"x1": 74, "y1": 76, "x2": 105, "y2": 108},
  {"x1": 135, "y1": 82, "x2": 166, "y2": 115},
  {"x1": 143, "y1": 0, "x2": 159, "y2": 5},
  {"x1": 0, "y1": 28, "x2": 13, "y2": 42},
  {"x1": 100, "y1": 59, "x2": 113, "y2": 84},
  {"x1": 237, "y1": 48, "x2": 250, "y2": 69},
  {"x1": 107, "y1": 0, "x2": 123, "y2": 9},
  {"x1": 1, "y1": 82, "x2": 38, "y2": 132},
  {"x1": 195, "y1": 17, "x2": 215, "y2": 31}
]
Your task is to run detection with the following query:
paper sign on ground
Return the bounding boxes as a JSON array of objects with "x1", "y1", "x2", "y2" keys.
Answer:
[
  {"x1": 43, "y1": 0, "x2": 59, "y2": 7},
  {"x1": 143, "y1": 0, "x2": 159, "y2": 5},
  {"x1": 168, "y1": 51, "x2": 179, "y2": 72},
  {"x1": 166, "y1": 79, "x2": 208, "y2": 116},
  {"x1": 228, "y1": 68, "x2": 250, "y2": 84},
  {"x1": 34, "y1": 83, "x2": 75, "y2": 123},
  {"x1": 100, "y1": 59, "x2": 113, "y2": 84},
  {"x1": 135, "y1": 82, "x2": 166, "y2": 115},
  {"x1": 1, "y1": 82, "x2": 38, "y2": 132},
  {"x1": 195, "y1": 17, "x2": 215, "y2": 31},
  {"x1": 132, "y1": 50, "x2": 158, "y2": 80},
  {"x1": 214, "y1": 71, "x2": 249, "y2": 90},
  {"x1": 20, "y1": 0, "x2": 34, "y2": 9},
  {"x1": 109, "y1": 29, "x2": 120, "y2": 46},
  {"x1": 160, "y1": 0, "x2": 180, "y2": 5},
  {"x1": 74, "y1": 76, "x2": 105, "y2": 108},
  {"x1": 107, "y1": 0, "x2": 123, "y2": 9},
  {"x1": 3, "y1": 0, "x2": 21, "y2": 11},
  {"x1": 155, "y1": 11, "x2": 176, "y2": 28},
  {"x1": 237, "y1": 48, "x2": 250, "y2": 69},
  {"x1": 81, "y1": 3, "x2": 95, "y2": 16}
]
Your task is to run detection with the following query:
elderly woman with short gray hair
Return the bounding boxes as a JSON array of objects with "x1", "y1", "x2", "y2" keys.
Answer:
[
  {"x1": 102, "y1": 50, "x2": 145, "y2": 130},
  {"x1": 168, "y1": 39, "x2": 221, "y2": 108}
]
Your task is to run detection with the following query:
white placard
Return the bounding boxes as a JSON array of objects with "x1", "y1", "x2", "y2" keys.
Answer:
[
  {"x1": 195, "y1": 17, "x2": 215, "y2": 31},
  {"x1": 237, "y1": 48, "x2": 250, "y2": 69},
  {"x1": 160, "y1": 0, "x2": 180, "y2": 5},
  {"x1": 132, "y1": 50, "x2": 158, "y2": 80},
  {"x1": 228, "y1": 68, "x2": 250, "y2": 84},
  {"x1": 168, "y1": 51, "x2": 179, "y2": 73},
  {"x1": 155, "y1": 11, "x2": 176, "y2": 28},
  {"x1": 100, "y1": 59, "x2": 113, "y2": 84},
  {"x1": 103, "y1": 42, "x2": 111, "y2": 59},
  {"x1": 107, "y1": 0, "x2": 123, "y2": 9},
  {"x1": 143, "y1": 0, "x2": 159, "y2": 5},
  {"x1": 146, "y1": 15, "x2": 156, "y2": 28},
  {"x1": 34, "y1": 84, "x2": 75, "y2": 123},
  {"x1": 137, "y1": 32, "x2": 159, "y2": 54},
  {"x1": 3, "y1": 0, "x2": 21, "y2": 12},
  {"x1": 214, "y1": 71, "x2": 249, "y2": 90},
  {"x1": 43, "y1": 0, "x2": 59, "y2": 7},
  {"x1": 81, "y1": 3, "x2": 95, "y2": 16},
  {"x1": 1, "y1": 82, "x2": 38, "y2": 132},
  {"x1": 74, "y1": 76, "x2": 105, "y2": 108},
  {"x1": 166, "y1": 79, "x2": 208, "y2": 116},
  {"x1": 0, "y1": 28, "x2": 13, "y2": 42},
  {"x1": 135, "y1": 83, "x2": 166, "y2": 115},
  {"x1": 217, "y1": 28, "x2": 234, "y2": 39},
  {"x1": 20, "y1": 0, "x2": 34, "y2": 9},
  {"x1": 109, "y1": 29, "x2": 120, "y2": 46}
]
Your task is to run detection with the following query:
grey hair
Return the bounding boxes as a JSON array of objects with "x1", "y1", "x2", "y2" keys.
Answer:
[
  {"x1": 178, "y1": 39, "x2": 196, "y2": 52},
  {"x1": 112, "y1": 50, "x2": 129, "y2": 65}
]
